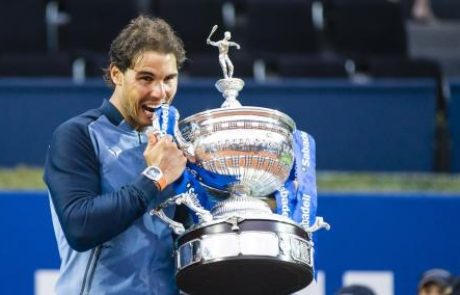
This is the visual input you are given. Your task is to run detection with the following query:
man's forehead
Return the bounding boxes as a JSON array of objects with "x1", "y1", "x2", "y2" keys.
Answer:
[{"x1": 132, "y1": 51, "x2": 177, "y2": 71}]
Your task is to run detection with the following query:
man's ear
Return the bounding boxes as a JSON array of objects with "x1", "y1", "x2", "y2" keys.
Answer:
[{"x1": 110, "y1": 64, "x2": 123, "y2": 86}]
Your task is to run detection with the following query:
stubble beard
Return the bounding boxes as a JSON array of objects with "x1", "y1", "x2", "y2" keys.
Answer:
[{"x1": 121, "y1": 95, "x2": 144, "y2": 130}]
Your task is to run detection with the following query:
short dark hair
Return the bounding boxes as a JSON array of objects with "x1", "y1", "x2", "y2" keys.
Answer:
[
  {"x1": 104, "y1": 15, "x2": 186, "y2": 87},
  {"x1": 418, "y1": 269, "x2": 454, "y2": 292}
]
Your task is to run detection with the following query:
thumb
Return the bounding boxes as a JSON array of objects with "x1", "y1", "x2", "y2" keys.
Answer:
[{"x1": 146, "y1": 132, "x2": 159, "y2": 146}]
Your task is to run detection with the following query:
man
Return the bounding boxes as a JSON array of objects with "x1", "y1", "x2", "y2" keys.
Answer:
[
  {"x1": 418, "y1": 268, "x2": 454, "y2": 295},
  {"x1": 44, "y1": 16, "x2": 187, "y2": 294}
]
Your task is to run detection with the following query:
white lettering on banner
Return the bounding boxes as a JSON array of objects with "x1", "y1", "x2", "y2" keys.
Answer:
[
  {"x1": 300, "y1": 194, "x2": 311, "y2": 228},
  {"x1": 300, "y1": 132, "x2": 310, "y2": 172},
  {"x1": 278, "y1": 186, "x2": 290, "y2": 217},
  {"x1": 35, "y1": 269, "x2": 58, "y2": 295}
]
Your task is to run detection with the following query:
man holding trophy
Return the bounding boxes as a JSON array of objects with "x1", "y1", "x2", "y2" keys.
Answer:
[{"x1": 44, "y1": 15, "x2": 328, "y2": 295}]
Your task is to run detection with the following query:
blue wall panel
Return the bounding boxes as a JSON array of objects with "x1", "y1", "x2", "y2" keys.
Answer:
[
  {"x1": 1, "y1": 191, "x2": 459, "y2": 295},
  {"x1": 0, "y1": 191, "x2": 60, "y2": 295},
  {"x1": 0, "y1": 78, "x2": 436, "y2": 171},
  {"x1": 0, "y1": 80, "x2": 108, "y2": 166},
  {"x1": 317, "y1": 192, "x2": 460, "y2": 294}
]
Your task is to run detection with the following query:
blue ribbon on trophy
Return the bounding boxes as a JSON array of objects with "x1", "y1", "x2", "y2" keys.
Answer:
[
  {"x1": 152, "y1": 105, "x2": 215, "y2": 213},
  {"x1": 274, "y1": 130, "x2": 320, "y2": 276},
  {"x1": 279, "y1": 130, "x2": 317, "y2": 228}
]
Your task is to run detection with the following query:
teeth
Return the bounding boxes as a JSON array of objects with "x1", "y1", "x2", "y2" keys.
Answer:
[
  {"x1": 142, "y1": 106, "x2": 155, "y2": 112},
  {"x1": 143, "y1": 104, "x2": 161, "y2": 112}
]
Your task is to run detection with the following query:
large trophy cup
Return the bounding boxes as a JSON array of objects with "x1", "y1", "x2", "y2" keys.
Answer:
[{"x1": 151, "y1": 26, "x2": 329, "y2": 295}]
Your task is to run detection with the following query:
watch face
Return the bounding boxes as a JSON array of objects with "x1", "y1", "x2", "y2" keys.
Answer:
[
  {"x1": 143, "y1": 165, "x2": 166, "y2": 191},
  {"x1": 145, "y1": 166, "x2": 162, "y2": 181}
]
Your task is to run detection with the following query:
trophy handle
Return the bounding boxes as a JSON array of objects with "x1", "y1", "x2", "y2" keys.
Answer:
[
  {"x1": 149, "y1": 192, "x2": 213, "y2": 235},
  {"x1": 151, "y1": 207, "x2": 185, "y2": 235},
  {"x1": 303, "y1": 216, "x2": 331, "y2": 233},
  {"x1": 172, "y1": 111, "x2": 197, "y2": 161}
]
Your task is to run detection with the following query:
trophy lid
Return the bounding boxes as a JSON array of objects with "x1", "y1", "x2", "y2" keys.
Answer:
[{"x1": 180, "y1": 106, "x2": 296, "y2": 132}]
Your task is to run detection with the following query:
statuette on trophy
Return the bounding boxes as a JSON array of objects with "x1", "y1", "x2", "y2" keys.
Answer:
[
  {"x1": 207, "y1": 25, "x2": 244, "y2": 108},
  {"x1": 206, "y1": 25, "x2": 241, "y2": 79}
]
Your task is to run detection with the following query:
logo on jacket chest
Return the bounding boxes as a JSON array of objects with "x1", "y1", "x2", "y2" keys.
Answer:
[{"x1": 108, "y1": 146, "x2": 123, "y2": 158}]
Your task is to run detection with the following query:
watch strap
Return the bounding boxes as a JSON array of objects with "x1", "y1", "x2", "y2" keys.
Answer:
[{"x1": 154, "y1": 176, "x2": 167, "y2": 191}]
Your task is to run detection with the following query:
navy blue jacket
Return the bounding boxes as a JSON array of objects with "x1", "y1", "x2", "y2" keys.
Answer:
[{"x1": 44, "y1": 100, "x2": 179, "y2": 295}]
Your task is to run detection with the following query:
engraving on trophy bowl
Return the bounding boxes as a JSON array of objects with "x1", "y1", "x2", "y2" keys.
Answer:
[{"x1": 179, "y1": 106, "x2": 296, "y2": 198}]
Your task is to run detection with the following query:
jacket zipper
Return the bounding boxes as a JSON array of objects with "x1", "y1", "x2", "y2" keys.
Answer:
[{"x1": 80, "y1": 245, "x2": 102, "y2": 295}]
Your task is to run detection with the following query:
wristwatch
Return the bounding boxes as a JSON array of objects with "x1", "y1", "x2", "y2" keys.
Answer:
[{"x1": 142, "y1": 166, "x2": 167, "y2": 191}]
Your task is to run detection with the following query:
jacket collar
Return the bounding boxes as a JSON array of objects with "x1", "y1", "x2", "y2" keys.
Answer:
[{"x1": 100, "y1": 99, "x2": 125, "y2": 126}]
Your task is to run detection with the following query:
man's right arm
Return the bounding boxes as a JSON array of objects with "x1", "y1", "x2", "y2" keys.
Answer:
[{"x1": 44, "y1": 120, "x2": 160, "y2": 252}]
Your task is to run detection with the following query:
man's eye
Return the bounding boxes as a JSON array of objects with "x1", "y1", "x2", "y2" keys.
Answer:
[
  {"x1": 165, "y1": 76, "x2": 176, "y2": 83},
  {"x1": 141, "y1": 76, "x2": 153, "y2": 82}
]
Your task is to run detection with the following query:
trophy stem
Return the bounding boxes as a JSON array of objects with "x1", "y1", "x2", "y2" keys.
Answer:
[
  {"x1": 228, "y1": 183, "x2": 250, "y2": 197},
  {"x1": 211, "y1": 194, "x2": 272, "y2": 219},
  {"x1": 215, "y1": 78, "x2": 244, "y2": 108}
]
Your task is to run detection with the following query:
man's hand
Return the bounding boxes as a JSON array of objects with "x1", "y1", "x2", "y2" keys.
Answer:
[{"x1": 143, "y1": 133, "x2": 186, "y2": 187}]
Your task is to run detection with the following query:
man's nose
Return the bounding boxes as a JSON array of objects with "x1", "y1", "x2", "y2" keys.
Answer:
[{"x1": 150, "y1": 81, "x2": 166, "y2": 100}]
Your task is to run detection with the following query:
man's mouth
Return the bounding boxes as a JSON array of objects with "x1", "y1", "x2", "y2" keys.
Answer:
[
  {"x1": 142, "y1": 105, "x2": 158, "y2": 112},
  {"x1": 141, "y1": 104, "x2": 161, "y2": 119}
]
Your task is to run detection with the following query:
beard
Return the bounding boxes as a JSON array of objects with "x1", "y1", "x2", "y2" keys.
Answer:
[{"x1": 121, "y1": 95, "x2": 145, "y2": 130}]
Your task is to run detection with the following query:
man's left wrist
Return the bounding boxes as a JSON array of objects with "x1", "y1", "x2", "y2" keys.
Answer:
[{"x1": 142, "y1": 165, "x2": 167, "y2": 191}]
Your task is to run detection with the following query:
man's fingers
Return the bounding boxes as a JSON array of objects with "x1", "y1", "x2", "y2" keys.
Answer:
[
  {"x1": 147, "y1": 132, "x2": 159, "y2": 145},
  {"x1": 157, "y1": 135, "x2": 174, "y2": 144}
]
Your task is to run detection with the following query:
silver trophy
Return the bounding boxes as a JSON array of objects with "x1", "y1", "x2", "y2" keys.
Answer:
[{"x1": 151, "y1": 26, "x2": 329, "y2": 295}]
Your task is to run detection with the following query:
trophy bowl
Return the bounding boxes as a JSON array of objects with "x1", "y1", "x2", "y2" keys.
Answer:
[{"x1": 179, "y1": 106, "x2": 296, "y2": 200}]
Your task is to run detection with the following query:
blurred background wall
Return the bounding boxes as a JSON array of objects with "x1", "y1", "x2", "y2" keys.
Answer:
[{"x1": 1, "y1": 0, "x2": 460, "y2": 172}]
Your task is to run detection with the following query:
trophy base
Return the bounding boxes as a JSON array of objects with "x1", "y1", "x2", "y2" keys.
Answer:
[
  {"x1": 177, "y1": 257, "x2": 312, "y2": 295},
  {"x1": 175, "y1": 217, "x2": 313, "y2": 294}
]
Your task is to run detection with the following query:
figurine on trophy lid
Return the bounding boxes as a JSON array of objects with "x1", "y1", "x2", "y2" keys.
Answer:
[{"x1": 206, "y1": 24, "x2": 244, "y2": 108}]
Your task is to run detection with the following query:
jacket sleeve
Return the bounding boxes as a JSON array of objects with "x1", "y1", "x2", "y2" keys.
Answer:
[{"x1": 44, "y1": 119, "x2": 160, "y2": 252}]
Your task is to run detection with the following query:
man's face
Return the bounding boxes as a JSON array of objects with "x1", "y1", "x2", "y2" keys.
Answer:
[
  {"x1": 113, "y1": 51, "x2": 178, "y2": 130},
  {"x1": 419, "y1": 283, "x2": 445, "y2": 295}
]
